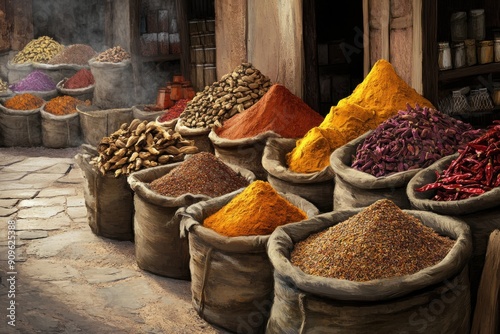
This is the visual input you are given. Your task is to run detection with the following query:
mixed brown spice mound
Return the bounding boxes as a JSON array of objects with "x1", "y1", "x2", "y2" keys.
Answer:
[{"x1": 291, "y1": 199, "x2": 455, "y2": 282}]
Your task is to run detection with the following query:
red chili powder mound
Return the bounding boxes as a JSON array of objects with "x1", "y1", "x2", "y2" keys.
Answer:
[
  {"x1": 214, "y1": 84, "x2": 324, "y2": 140},
  {"x1": 63, "y1": 69, "x2": 95, "y2": 89}
]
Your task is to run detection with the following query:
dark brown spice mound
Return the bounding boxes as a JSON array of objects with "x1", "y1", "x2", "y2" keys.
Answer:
[
  {"x1": 290, "y1": 199, "x2": 455, "y2": 282},
  {"x1": 149, "y1": 152, "x2": 250, "y2": 197}
]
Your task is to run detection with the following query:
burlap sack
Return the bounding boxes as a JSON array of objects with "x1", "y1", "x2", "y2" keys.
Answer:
[
  {"x1": 407, "y1": 153, "x2": 500, "y2": 313},
  {"x1": 57, "y1": 78, "x2": 94, "y2": 101},
  {"x1": 89, "y1": 58, "x2": 135, "y2": 109},
  {"x1": 32, "y1": 62, "x2": 81, "y2": 85},
  {"x1": 262, "y1": 137, "x2": 335, "y2": 212},
  {"x1": 330, "y1": 131, "x2": 422, "y2": 210},
  {"x1": 0, "y1": 102, "x2": 42, "y2": 147},
  {"x1": 179, "y1": 190, "x2": 319, "y2": 334},
  {"x1": 175, "y1": 119, "x2": 213, "y2": 153},
  {"x1": 155, "y1": 115, "x2": 178, "y2": 130},
  {"x1": 77, "y1": 105, "x2": 133, "y2": 147},
  {"x1": 266, "y1": 209, "x2": 472, "y2": 333},
  {"x1": 209, "y1": 129, "x2": 281, "y2": 181},
  {"x1": 40, "y1": 107, "x2": 81, "y2": 148},
  {"x1": 75, "y1": 152, "x2": 134, "y2": 241},
  {"x1": 127, "y1": 161, "x2": 256, "y2": 279},
  {"x1": 6, "y1": 60, "x2": 32, "y2": 83},
  {"x1": 131, "y1": 105, "x2": 165, "y2": 122}
]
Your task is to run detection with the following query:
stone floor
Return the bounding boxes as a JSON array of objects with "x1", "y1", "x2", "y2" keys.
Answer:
[{"x1": 0, "y1": 146, "x2": 229, "y2": 334}]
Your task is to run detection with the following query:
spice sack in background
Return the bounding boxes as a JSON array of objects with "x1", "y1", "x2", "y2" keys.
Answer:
[
  {"x1": 89, "y1": 46, "x2": 135, "y2": 109},
  {"x1": 0, "y1": 93, "x2": 44, "y2": 147},
  {"x1": 266, "y1": 199, "x2": 472, "y2": 333},
  {"x1": 127, "y1": 152, "x2": 254, "y2": 279},
  {"x1": 180, "y1": 180, "x2": 318, "y2": 334}
]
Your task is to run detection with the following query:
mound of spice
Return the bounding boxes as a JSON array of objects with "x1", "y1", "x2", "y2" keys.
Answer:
[
  {"x1": 12, "y1": 36, "x2": 64, "y2": 64},
  {"x1": 416, "y1": 121, "x2": 500, "y2": 201},
  {"x1": 10, "y1": 70, "x2": 56, "y2": 92},
  {"x1": 44, "y1": 95, "x2": 90, "y2": 115},
  {"x1": 215, "y1": 84, "x2": 324, "y2": 140},
  {"x1": 3, "y1": 93, "x2": 44, "y2": 110},
  {"x1": 48, "y1": 44, "x2": 97, "y2": 65},
  {"x1": 291, "y1": 199, "x2": 455, "y2": 282},
  {"x1": 158, "y1": 99, "x2": 188, "y2": 122},
  {"x1": 179, "y1": 62, "x2": 271, "y2": 128},
  {"x1": 351, "y1": 104, "x2": 485, "y2": 177},
  {"x1": 203, "y1": 180, "x2": 307, "y2": 237},
  {"x1": 149, "y1": 152, "x2": 249, "y2": 197},
  {"x1": 63, "y1": 69, "x2": 95, "y2": 89},
  {"x1": 286, "y1": 59, "x2": 435, "y2": 173},
  {"x1": 93, "y1": 46, "x2": 131, "y2": 63}
]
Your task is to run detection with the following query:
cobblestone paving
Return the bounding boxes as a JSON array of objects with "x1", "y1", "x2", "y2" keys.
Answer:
[{"x1": 0, "y1": 146, "x2": 228, "y2": 334}]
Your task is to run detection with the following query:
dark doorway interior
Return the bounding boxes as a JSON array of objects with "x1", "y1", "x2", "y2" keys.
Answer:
[{"x1": 303, "y1": 0, "x2": 364, "y2": 116}]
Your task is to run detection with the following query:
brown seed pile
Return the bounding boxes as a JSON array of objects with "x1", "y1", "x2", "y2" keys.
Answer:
[
  {"x1": 290, "y1": 199, "x2": 455, "y2": 282},
  {"x1": 12, "y1": 36, "x2": 64, "y2": 64},
  {"x1": 93, "y1": 46, "x2": 131, "y2": 63},
  {"x1": 91, "y1": 119, "x2": 199, "y2": 177},
  {"x1": 179, "y1": 62, "x2": 271, "y2": 129},
  {"x1": 48, "y1": 44, "x2": 97, "y2": 65},
  {"x1": 149, "y1": 152, "x2": 249, "y2": 197}
]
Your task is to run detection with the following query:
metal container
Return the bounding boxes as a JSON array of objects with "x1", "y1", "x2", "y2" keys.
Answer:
[
  {"x1": 450, "y1": 12, "x2": 467, "y2": 42},
  {"x1": 438, "y1": 42, "x2": 452, "y2": 70},
  {"x1": 468, "y1": 9, "x2": 485, "y2": 41},
  {"x1": 452, "y1": 42, "x2": 466, "y2": 68}
]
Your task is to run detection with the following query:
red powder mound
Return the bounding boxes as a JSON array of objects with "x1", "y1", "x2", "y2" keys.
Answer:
[{"x1": 214, "y1": 84, "x2": 324, "y2": 140}]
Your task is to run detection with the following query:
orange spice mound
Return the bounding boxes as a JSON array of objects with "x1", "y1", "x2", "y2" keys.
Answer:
[
  {"x1": 214, "y1": 84, "x2": 324, "y2": 140},
  {"x1": 203, "y1": 180, "x2": 307, "y2": 237}
]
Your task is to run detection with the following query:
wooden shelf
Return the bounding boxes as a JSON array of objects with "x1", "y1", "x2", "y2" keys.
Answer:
[{"x1": 439, "y1": 63, "x2": 500, "y2": 82}]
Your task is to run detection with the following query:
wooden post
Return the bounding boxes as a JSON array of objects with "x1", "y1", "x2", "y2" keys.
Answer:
[
  {"x1": 362, "y1": 0, "x2": 369, "y2": 76},
  {"x1": 380, "y1": 0, "x2": 390, "y2": 61},
  {"x1": 412, "y1": 0, "x2": 423, "y2": 94}
]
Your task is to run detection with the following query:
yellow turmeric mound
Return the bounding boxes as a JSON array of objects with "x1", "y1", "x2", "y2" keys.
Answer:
[
  {"x1": 203, "y1": 180, "x2": 307, "y2": 237},
  {"x1": 286, "y1": 59, "x2": 435, "y2": 173}
]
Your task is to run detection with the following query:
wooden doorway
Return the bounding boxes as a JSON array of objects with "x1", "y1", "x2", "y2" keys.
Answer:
[{"x1": 303, "y1": 0, "x2": 364, "y2": 116}]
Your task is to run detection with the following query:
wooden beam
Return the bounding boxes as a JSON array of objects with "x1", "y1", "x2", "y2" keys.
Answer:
[
  {"x1": 363, "y1": 0, "x2": 369, "y2": 76},
  {"x1": 422, "y1": 0, "x2": 438, "y2": 105},
  {"x1": 302, "y1": 0, "x2": 319, "y2": 112},
  {"x1": 176, "y1": 0, "x2": 190, "y2": 79},
  {"x1": 412, "y1": 0, "x2": 423, "y2": 94},
  {"x1": 381, "y1": 0, "x2": 390, "y2": 61}
]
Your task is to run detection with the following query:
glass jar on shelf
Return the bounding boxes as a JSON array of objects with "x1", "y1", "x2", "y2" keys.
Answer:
[
  {"x1": 438, "y1": 42, "x2": 452, "y2": 70},
  {"x1": 478, "y1": 40, "x2": 494, "y2": 64},
  {"x1": 452, "y1": 42, "x2": 466, "y2": 68}
]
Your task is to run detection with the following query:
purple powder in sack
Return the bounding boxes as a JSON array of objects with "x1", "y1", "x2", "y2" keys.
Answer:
[{"x1": 9, "y1": 70, "x2": 56, "y2": 92}]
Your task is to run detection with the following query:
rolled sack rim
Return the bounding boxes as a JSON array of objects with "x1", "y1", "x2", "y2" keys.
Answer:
[
  {"x1": 57, "y1": 79, "x2": 95, "y2": 94},
  {"x1": 88, "y1": 58, "x2": 132, "y2": 68},
  {"x1": 262, "y1": 136, "x2": 335, "y2": 183},
  {"x1": 0, "y1": 102, "x2": 44, "y2": 115},
  {"x1": 267, "y1": 208, "x2": 473, "y2": 302},
  {"x1": 40, "y1": 106, "x2": 80, "y2": 120},
  {"x1": 330, "y1": 130, "x2": 422, "y2": 189},
  {"x1": 33, "y1": 62, "x2": 90, "y2": 71},
  {"x1": 407, "y1": 153, "x2": 500, "y2": 215},
  {"x1": 175, "y1": 118, "x2": 211, "y2": 136},
  {"x1": 208, "y1": 127, "x2": 281, "y2": 148}
]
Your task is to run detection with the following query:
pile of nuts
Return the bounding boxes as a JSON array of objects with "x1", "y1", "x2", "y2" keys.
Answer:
[
  {"x1": 12, "y1": 36, "x2": 64, "y2": 64},
  {"x1": 93, "y1": 46, "x2": 131, "y2": 63},
  {"x1": 179, "y1": 62, "x2": 271, "y2": 128},
  {"x1": 91, "y1": 119, "x2": 199, "y2": 177},
  {"x1": 0, "y1": 79, "x2": 8, "y2": 92}
]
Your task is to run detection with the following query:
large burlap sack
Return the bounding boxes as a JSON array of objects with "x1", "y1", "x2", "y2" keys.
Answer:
[
  {"x1": 179, "y1": 190, "x2": 319, "y2": 334},
  {"x1": 57, "y1": 78, "x2": 94, "y2": 101},
  {"x1": 40, "y1": 107, "x2": 81, "y2": 148},
  {"x1": 209, "y1": 129, "x2": 280, "y2": 181},
  {"x1": 262, "y1": 137, "x2": 335, "y2": 212},
  {"x1": 6, "y1": 60, "x2": 32, "y2": 83},
  {"x1": 266, "y1": 209, "x2": 472, "y2": 333},
  {"x1": 75, "y1": 152, "x2": 134, "y2": 241},
  {"x1": 127, "y1": 161, "x2": 256, "y2": 279},
  {"x1": 132, "y1": 104, "x2": 165, "y2": 122},
  {"x1": 407, "y1": 153, "x2": 500, "y2": 313},
  {"x1": 330, "y1": 131, "x2": 421, "y2": 210},
  {"x1": 0, "y1": 102, "x2": 42, "y2": 147},
  {"x1": 89, "y1": 58, "x2": 135, "y2": 109},
  {"x1": 77, "y1": 105, "x2": 133, "y2": 147},
  {"x1": 175, "y1": 119, "x2": 213, "y2": 153}
]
